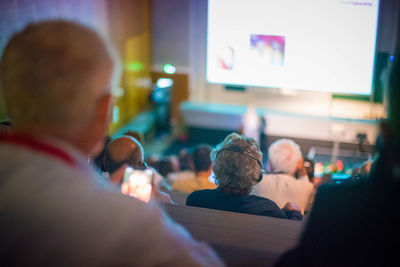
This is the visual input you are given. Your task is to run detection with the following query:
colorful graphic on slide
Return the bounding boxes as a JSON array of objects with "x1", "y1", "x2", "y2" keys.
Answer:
[
  {"x1": 207, "y1": 0, "x2": 379, "y2": 94},
  {"x1": 250, "y1": 34, "x2": 285, "y2": 66},
  {"x1": 217, "y1": 46, "x2": 235, "y2": 70}
]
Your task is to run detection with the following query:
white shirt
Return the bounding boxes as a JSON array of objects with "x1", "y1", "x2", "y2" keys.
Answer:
[
  {"x1": 0, "y1": 137, "x2": 223, "y2": 266},
  {"x1": 251, "y1": 173, "x2": 314, "y2": 214}
]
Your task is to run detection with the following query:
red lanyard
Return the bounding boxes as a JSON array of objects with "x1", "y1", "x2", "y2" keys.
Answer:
[{"x1": 0, "y1": 133, "x2": 76, "y2": 167}]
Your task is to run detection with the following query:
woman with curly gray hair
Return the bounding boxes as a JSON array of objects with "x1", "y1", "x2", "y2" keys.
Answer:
[{"x1": 186, "y1": 133, "x2": 302, "y2": 220}]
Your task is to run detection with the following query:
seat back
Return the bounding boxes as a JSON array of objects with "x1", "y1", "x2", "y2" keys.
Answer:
[{"x1": 162, "y1": 204, "x2": 305, "y2": 266}]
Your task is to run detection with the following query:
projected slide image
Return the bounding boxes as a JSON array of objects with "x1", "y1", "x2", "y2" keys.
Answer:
[
  {"x1": 217, "y1": 45, "x2": 235, "y2": 70},
  {"x1": 250, "y1": 34, "x2": 285, "y2": 66},
  {"x1": 207, "y1": 0, "x2": 380, "y2": 94}
]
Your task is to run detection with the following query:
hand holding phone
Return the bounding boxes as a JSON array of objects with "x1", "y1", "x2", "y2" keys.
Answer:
[
  {"x1": 283, "y1": 202, "x2": 301, "y2": 212},
  {"x1": 121, "y1": 167, "x2": 153, "y2": 202}
]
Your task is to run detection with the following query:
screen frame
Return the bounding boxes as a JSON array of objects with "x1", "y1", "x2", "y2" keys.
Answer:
[{"x1": 206, "y1": 0, "x2": 381, "y2": 96}]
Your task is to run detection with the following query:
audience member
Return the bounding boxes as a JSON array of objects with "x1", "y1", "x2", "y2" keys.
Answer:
[
  {"x1": 169, "y1": 154, "x2": 180, "y2": 173},
  {"x1": 0, "y1": 20, "x2": 222, "y2": 266},
  {"x1": 252, "y1": 139, "x2": 314, "y2": 214},
  {"x1": 276, "y1": 48, "x2": 400, "y2": 267},
  {"x1": 103, "y1": 135, "x2": 146, "y2": 184},
  {"x1": 156, "y1": 156, "x2": 176, "y2": 177},
  {"x1": 168, "y1": 144, "x2": 217, "y2": 193},
  {"x1": 187, "y1": 133, "x2": 302, "y2": 220},
  {"x1": 178, "y1": 147, "x2": 195, "y2": 171},
  {"x1": 123, "y1": 130, "x2": 143, "y2": 144},
  {"x1": 102, "y1": 135, "x2": 171, "y2": 197},
  {"x1": 303, "y1": 157, "x2": 315, "y2": 183},
  {"x1": 241, "y1": 104, "x2": 260, "y2": 143},
  {"x1": 302, "y1": 157, "x2": 318, "y2": 211},
  {"x1": 92, "y1": 135, "x2": 111, "y2": 172},
  {"x1": 145, "y1": 153, "x2": 160, "y2": 168}
]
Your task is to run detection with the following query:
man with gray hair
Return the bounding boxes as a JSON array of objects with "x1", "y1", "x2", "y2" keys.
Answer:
[
  {"x1": 187, "y1": 133, "x2": 302, "y2": 220},
  {"x1": 252, "y1": 139, "x2": 314, "y2": 214},
  {"x1": 0, "y1": 20, "x2": 222, "y2": 266}
]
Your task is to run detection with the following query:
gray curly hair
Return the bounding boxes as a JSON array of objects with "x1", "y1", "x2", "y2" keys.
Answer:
[{"x1": 211, "y1": 133, "x2": 262, "y2": 191}]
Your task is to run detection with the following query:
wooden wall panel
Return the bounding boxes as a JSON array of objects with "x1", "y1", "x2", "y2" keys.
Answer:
[
  {"x1": 151, "y1": 72, "x2": 189, "y2": 124},
  {"x1": 107, "y1": 0, "x2": 151, "y2": 134}
]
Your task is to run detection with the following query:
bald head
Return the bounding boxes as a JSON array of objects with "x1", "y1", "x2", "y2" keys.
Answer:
[
  {"x1": 0, "y1": 20, "x2": 115, "y2": 134},
  {"x1": 103, "y1": 136, "x2": 144, "y2": 174}
]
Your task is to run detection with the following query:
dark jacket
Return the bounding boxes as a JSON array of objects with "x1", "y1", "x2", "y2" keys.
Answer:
[
  {"x1": 187, "y1": 189, "x2": 303, "y2": 220},
  {"x1": 276, "y1": 179, "x2": 400, "y2": 266}
]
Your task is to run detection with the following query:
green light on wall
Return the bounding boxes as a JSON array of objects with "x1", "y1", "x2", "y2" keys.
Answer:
[
  {"x1": 125, "y1": 62, "x2": 143, "y2": 72},
  {"x1": 163, "y1": 64, "x2": 176, "y2": 74},
  {"x1": 112, "y1": 106, "x2": 120, "y2": 123}
]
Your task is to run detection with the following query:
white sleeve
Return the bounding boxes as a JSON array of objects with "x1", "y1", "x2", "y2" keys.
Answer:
[
  {"x1": 156, "y1": 211, "x2": 225, "y2": 267},
  {"x1": 297, "y1": 175, "x2": 310, "y2": 182},
  {"x1": 114, "y1": 199, "x2": 225, "y2": 267}
]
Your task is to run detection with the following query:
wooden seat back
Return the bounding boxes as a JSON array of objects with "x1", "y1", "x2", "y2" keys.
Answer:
[{"x1": 162, "y1": 204, "x2": 305, "y2": 266}]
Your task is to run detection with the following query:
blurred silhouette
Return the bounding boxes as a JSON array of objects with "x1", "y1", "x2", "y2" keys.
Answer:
[{"x1": 276, "y1": 46, "x2": 400, "y2": 267}]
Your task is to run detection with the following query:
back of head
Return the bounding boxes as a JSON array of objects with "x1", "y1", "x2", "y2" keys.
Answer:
[
  {"x1": 157, "y1": 156, "x2": 174, "y2": 177},
  {"x1": 123, "y1": 131, "x2": 143, "y2": 144},
  {"x1": 211, "y1": 133, "x2": 262, "y2": 192},
  {"x1": 178, "y1": 148, "x2": 194, "y2": 171},
  {"x1": 268, "y1": 139, "x2": 302, "y2": 175},
  {"x1": 192, "y1": 144, "x2": 212, "y2": 172},
  {"x1": 0, "y1": 20, "x2": 114, "y2": 135},
  {"x1": 103, "y1": 136, "x2": 144, "y2": 174}
]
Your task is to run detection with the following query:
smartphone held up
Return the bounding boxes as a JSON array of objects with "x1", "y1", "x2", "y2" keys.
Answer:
[{"x1": 121, "y1": 167, "x2": 153, "y2": 202}]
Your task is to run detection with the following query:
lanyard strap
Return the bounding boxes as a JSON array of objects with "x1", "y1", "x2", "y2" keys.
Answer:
[{"x1": 0, "y1": 133, "x2": 76, "y2": 167}]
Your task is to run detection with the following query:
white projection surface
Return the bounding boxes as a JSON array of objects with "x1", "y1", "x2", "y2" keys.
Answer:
[{"x1": 207, "y1": 0, "x2": 380, "y2": 95}]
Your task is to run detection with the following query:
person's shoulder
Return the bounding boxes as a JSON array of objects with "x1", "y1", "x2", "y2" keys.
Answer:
[
  {"x1": 242, "y1": 194, "x2": 288, "y2": 218},
  {"x1": 168, "y1": 170, "x2": 195, "y2": 179},
  {"x1": 311, "y1": 179, "x2": 373, "y2": 212},
  {"x1": 89, "y1": 191, "x2": 224, "y2": 266},
  {"x1": 168, "y1": 170, "x2": 195, "y2": 182},
  {"x1": 169, "y1": 171, "x2": 198, "y2": 193},
  {"x1": 317, "y1": 179, "x2": 367, "y2": 196},
  {"x1": 202, "y1": 179, "x2": 218, "y2": 190},
  {"x1": 255, "y1": 174, "x2": 295, "y2": 193},
  {"x1": 188, "y1": 188, "x2": 217, "y2": 197},
  {"x1": 187, "y1": 189, "x2": 217, "y2": 203},
  {"x1": 253, "y1": 174, "x2": 276, "y2": 190},
  {"x1": 247, "y1": 194, "x2": 281, "y2": 207},
  {"x1": 106, "y1": 191, "x2": 168, "y2": 224},
  {"x1": 262, "y1": 173, "x2": 292, "y2": 184}
]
